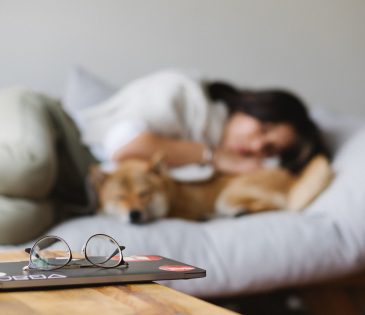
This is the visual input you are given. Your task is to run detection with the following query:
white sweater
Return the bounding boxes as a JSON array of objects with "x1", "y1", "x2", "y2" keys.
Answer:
[{"x1": 77, "y1": 70, "x2": 228, "y2": 162}]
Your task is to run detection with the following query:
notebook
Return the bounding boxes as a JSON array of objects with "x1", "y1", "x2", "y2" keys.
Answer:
[{"x1": 0, "y1": 255, "x2": 206, "y2": 290}]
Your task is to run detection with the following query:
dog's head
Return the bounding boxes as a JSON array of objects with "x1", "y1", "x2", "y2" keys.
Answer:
[{"x1": 90, "y1": 155, "x2": 169, "y2": 224}]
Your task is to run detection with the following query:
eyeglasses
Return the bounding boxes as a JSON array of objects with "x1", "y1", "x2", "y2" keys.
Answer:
[{"x1": 22, "y1": 233, "x2": 128, "y2": 271}]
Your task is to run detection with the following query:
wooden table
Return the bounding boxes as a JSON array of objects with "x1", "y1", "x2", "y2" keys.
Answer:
[{"x1": 0, "y1": 251, "x2": 239, "y2": 315}]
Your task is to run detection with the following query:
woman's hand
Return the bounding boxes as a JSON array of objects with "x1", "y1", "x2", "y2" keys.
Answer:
[
  {"x1": 111, "y1": 131, "x2": 263, "y2": 173},
  {"x1": 213, "y1": 149, "x2": 263, "y2": 174}
]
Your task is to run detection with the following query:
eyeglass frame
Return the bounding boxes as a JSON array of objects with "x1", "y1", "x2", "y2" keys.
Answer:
[{"x1": 22, "y1": 233, "x2": 129, "y2": 271}]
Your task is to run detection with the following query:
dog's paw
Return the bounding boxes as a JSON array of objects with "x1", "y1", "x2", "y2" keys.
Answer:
[
  {"x1": 215, "y1": 197, "x2": 249, "y2": 217},
  {"x1": 234, "y1": 211, "x2": 250, "y2": 218}
]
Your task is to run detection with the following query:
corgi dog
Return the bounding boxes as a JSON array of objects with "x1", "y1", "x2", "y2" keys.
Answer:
[{"x1": 90, "y1": 155, "x2": 332, "y2": 224}]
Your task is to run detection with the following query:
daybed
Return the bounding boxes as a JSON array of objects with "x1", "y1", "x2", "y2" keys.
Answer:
[{"x1": 0, "y1": 68, "x2": 364, "y2": 298}]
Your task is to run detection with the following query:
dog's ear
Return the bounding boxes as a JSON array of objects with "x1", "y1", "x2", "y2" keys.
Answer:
[
  {"x1": 149, "y1": 152, "x2": 168, "y2": 175},
  {"x1": 89, "y1": 164, "x2": 109, "y2": 191}
]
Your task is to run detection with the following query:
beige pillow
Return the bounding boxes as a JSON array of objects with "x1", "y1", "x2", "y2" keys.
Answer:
[{"x1": 0, "y1": 87, "x2": 57, "y2": 198}]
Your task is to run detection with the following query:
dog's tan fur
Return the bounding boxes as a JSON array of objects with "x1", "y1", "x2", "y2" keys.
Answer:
[{"x1": 90, "y1": 155, "x2": 333, "y2": 223}]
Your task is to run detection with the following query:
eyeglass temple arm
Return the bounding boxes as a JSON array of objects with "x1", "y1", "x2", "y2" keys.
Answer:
[
  {"x1": 105, "y1": 246, "x2": 126, "y2": 264},
  {"x1": 82, "y1": 241, "x2": 125, "y2": 261}
]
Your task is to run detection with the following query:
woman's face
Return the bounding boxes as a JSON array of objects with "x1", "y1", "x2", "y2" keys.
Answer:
[{"x1": 221, "y1": 112, "x2": 297, "y2": 157}]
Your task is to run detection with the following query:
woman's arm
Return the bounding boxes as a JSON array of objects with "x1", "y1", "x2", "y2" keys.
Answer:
[
  {"x1": 111, "y1": 131, "x2": 206, "y2": 166},
  {"x1": 112, "y1": 131, "x2": 263, "y2": 173}
]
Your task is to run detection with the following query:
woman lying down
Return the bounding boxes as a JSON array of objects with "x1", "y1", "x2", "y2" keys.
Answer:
[{"x1": 79, "y1": 69, "x2": 332, "y2": 223}]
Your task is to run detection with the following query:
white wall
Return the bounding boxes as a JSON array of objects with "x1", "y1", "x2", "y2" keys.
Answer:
[{"x1": 0, "y1": 0, "x2": 364, "y2": 115}]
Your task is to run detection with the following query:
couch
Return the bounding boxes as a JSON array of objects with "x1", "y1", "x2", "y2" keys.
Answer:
[{"x1": 1, "y1": 67, "x2": 365, "y2": 298}]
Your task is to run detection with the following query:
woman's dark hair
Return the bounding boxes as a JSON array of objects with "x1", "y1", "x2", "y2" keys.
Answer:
[{"x1": 206, "y1": 82, "x2": 329, "y2": 173}]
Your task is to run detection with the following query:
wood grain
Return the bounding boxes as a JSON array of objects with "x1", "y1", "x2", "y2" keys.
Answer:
[{"x1": 0, "y1": 251, "x2": 239, "y2": 315}]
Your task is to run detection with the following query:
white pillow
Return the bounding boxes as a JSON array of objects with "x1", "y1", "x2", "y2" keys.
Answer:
[
  {"x1": 311, "y1": 108, "x2": 365, "y2": 155},
  {"x1": 62, "y1": 66, "x2": 117, "y2": 128}
]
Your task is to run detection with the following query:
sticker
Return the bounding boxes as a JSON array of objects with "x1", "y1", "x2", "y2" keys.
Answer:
[
  {"x1": 48, "y1": 274, "x2": 67, "y2": 279},
  {"x1": 114, "y1": 255, "x2": 162, "y2": 262},
  {"x1": 0, "y1": 276, "x2": 12, "y2": 281},
  {"x1": 29, "y1": 274, "x2": 47, "y2": 280},
  {"x1": 0, "y1": 272, "x2": 7, "y2": 277},
  {"x1": 159, "y1": 265, "x2": 195, "y2": 272},
  {"x1": 0, "y1": 274, "x2": 67, "y2": 281},
  {"x1": 12, "y1": 275, "x2": 29, "y2": 281},
  {"x1": 125, "y1": 255, "x2": 162, "y2": 262}
]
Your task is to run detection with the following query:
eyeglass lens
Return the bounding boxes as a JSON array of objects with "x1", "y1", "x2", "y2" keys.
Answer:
[
  {"x1": 30, "y1": 237, "x2": 71, "y2": 271},
  {"x1": 85, "y1": 234, "x2": 121, "y2": 268}
]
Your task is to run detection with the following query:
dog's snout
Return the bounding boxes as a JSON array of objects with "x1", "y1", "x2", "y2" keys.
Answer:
[{"x1": 130, "y1": 209, "x2": 142, "y2": 223}]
